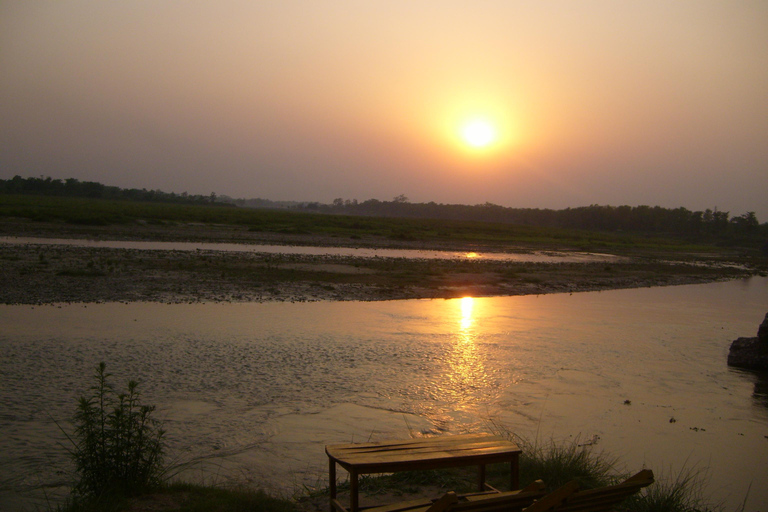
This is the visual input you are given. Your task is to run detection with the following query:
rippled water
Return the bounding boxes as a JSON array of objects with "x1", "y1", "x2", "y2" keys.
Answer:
[
  {"x1": 1, "y1": 277, "x2": 767, "y2": 511},
  {"x1": 0, "y1": 236, "x2": 623, "y2": 262}
]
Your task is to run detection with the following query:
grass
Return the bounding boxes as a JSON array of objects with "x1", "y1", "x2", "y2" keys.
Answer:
[
  {"x1": 58, "y1": 482, "x2": 300, "y2": 512},
  {"x1": 0, "y1": 193, "x2": 742, "y2": 257},
  {"x1": 622, "y1": 465, "x2": 731, "y2": 512},
  {"x1": 487, "y1": 423, "x2": 737, "y2": 512},
  {"x1": 515, "y1": 436, "x2": 617, "y2": 491}
]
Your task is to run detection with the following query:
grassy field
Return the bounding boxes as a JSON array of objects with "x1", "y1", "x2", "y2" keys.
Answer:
[{"x1": 0, "y1": 194, "x2": 750, "y2": 256}]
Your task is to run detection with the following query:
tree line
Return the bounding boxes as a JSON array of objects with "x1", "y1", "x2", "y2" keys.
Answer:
[
  {"x1": 2, "y1": 175, "x2": 764, "y2": 241},
  {"x1": 0, "y1": 175, "x2": 222, "y2": 206},
  {"x1": 299, "y1": 196, "x2": 763, "y2": 239}
]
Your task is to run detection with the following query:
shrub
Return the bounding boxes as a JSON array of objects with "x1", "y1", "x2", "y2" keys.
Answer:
[{"x1": 67, "y1": 362, "x2": 165, "y2": 499}]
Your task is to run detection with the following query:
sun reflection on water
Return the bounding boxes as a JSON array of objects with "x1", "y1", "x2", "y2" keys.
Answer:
[
  {"x1": 460, "y1": 296, "x2": 474, "y2": 331},
  {"x1": 436, "y1": 296, "x2": 494, "y2": 413}
]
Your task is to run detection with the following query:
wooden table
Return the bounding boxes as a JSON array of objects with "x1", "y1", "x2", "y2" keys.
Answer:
[{"x1": 325, "y1": 433, "x2": 521, "y2": 512}]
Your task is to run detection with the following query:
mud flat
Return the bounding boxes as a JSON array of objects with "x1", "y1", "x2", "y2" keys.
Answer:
[{"x1": 0, "y1": 222, "x2": 756, "y2": 305}]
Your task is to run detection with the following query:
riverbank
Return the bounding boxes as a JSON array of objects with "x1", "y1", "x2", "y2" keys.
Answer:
[{"x1": 0, "y1": 220, "x2": 759, "y2": 305}]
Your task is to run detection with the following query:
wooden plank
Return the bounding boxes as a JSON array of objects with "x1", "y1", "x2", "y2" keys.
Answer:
[
  {"x1": 364, "y1": 482, "x2": 545, "y2": 512},
  {"x1": 427, "y1": 492, "x2": 459, "y2": 512},
  {"x1": 328, "y1": 446, "x2": 511, "y2": 461},
  {"x1": 452, "y1": 481, "x2": 546, "y2": 512},
  {"x1": 340, "y1": 438, "x2": 512, "y2": 455},
  {"x1": 554, "y1": 470, "x2": 654, "y2": 512},
  {"x1": 327, "y1": 434, "x2": 510, "y2": 457},
  {"x1": 326, "y1": 434, "x2": 521, "y2": 474},
  {"x1": 522, "y1": 470, "x2": 654, "y2": 512},
  {"x1": 464, "y1": 480, "x2": 545, "y2": 502},
  {"x1": 332, "y1": 499, "x2": 349, "y2": 512},
  {"x1": 360, "y1": 497, "x2": 434, "y2": 512},
  {"x1": 337, "y1": 448, "x2": 515, "y2": 465},
  {"x1": 520, "y1": 481, "x2": 579, "y2": 512}
]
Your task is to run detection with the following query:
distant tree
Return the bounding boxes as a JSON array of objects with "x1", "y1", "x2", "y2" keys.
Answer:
[
  {"x1": 393, "y1": 194, "x2": 409, "y2": 203},
  {"x1": 730, "y1": 211, "x2": 759, "y2": 233}
]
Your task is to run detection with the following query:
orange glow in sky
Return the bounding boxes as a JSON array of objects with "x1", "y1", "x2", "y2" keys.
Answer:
[{"x1": 1, "y1": 2, "x2": 766, "y2": 220}]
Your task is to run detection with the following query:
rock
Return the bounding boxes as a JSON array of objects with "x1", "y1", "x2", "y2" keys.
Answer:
[
  {"x1": 727, "y1": 313, "x2": 768, "y2": 371},
  {"x1": 758, "y1": 313, "x2": 768, "y2": 343}
]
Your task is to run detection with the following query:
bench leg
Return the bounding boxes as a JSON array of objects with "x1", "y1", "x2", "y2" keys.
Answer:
[
  {"x1": 329, "y1": 459, "x2": 337, "y2": 512},
  {"x1": 350, "y1": 469, "x2": 359, "y2": 512},
  {"x1": 510, "y1": 455, "x2": 519, "y2": 490},
  {"x1": 478, "y1": 464, "x2": 486, "y2": 492}
]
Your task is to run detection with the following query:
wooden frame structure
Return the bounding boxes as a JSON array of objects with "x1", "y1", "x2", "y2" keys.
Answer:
[
  {"x1": 326, "y1": 434, "x2": 522, "y2": 512},
  {"x1": 522, "y1": 469, "x2": 655, "y2": 512},
  {"x1": 364, "y1": 480, "x2": 546, "y2": 512}
]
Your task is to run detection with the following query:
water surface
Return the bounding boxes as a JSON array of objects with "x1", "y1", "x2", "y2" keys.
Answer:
[
  {"x1": 1, "y1": 278, "x2": 766, "y2": 511},
  {"x1": 0, "y1": 236, "x2": 623, "y2": 262}
]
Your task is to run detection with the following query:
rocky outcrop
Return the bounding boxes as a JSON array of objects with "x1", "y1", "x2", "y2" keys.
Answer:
[{"x1": 728, "y1": 313, "x2": 768, "y2": 371}]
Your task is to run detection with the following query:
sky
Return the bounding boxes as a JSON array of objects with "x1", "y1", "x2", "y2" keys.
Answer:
[{"x1": 2, "y1": 1, "x2": 767, "y2": 220}]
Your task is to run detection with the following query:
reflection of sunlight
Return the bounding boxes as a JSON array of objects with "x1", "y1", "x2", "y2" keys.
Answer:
[
  {"x1": 433, "y1": 296, "x2": 493, "y2": 414},
  {"x1": 465, "y1": 252, "x2": 480, "y2": 259},
  {"x1": 460, "y1": 296, "x2": 474, "y2": 331}
]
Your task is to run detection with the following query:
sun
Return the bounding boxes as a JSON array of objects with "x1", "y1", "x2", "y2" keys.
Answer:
[{"x1": 461, "y1": 119, "x2": 497, "y2": 148}]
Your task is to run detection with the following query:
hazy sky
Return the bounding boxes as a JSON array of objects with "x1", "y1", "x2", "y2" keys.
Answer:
[{"x1": 2, "y1": 1, "x2": 767, "y2": 219}]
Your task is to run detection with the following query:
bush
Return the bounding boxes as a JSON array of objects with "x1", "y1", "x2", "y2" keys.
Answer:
[{"x1": 67, "y1": 362, "x2": 165, "y2": 499}]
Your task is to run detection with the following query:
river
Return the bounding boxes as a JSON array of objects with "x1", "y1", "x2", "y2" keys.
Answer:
[
  {"x1": 0, "y1": 236, "x2": 624, "y2": 263},
  {"x1": 1, "y1": 277, "x2": 766, "y2": 511}
]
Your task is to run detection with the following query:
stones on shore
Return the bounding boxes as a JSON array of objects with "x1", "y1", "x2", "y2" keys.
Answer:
[{"x1": 727, "y1": 312, "x2": 768, "y2": 371}]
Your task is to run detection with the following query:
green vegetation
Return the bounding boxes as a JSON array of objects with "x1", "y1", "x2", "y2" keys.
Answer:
[
  {"x1": 60, "y1": 363, "x2": 165, "y2": 508},
  {"x1": 3, "y1": 176, "x2": 764, "y2": 246}
]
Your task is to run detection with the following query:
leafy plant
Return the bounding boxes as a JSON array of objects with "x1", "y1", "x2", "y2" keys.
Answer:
[{"x1": 66, "y1": 362, "x2": 165, "y2": 500}]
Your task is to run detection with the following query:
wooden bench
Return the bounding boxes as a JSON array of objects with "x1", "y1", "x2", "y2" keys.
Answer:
[
  {"x1": 522, "y1": 469, "x2": 655, "y2": 512},
  {"x1": 327, "y1": 434, "x2": 522, "y2": 512}
]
